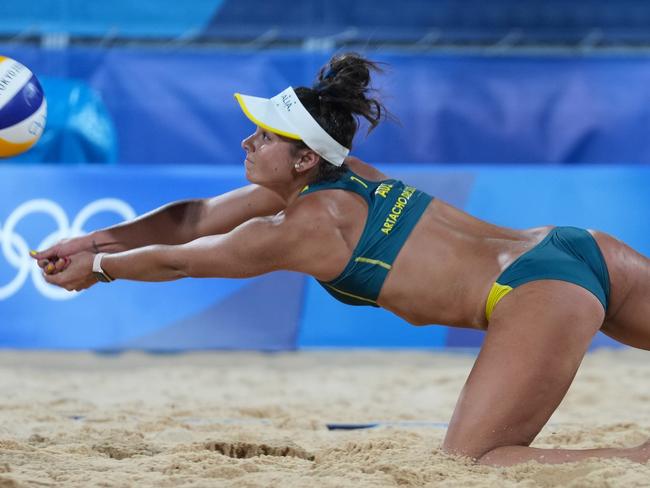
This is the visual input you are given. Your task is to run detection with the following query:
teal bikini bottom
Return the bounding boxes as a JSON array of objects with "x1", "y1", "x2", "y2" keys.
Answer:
[{"x1": 485, "y1": 226, "x2": 611, "y2": 321}]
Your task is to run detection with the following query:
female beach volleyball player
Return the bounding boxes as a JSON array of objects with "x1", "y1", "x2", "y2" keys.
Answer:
[{"x1": 32, "y1": 53, "x2": 650, "y2": 466}]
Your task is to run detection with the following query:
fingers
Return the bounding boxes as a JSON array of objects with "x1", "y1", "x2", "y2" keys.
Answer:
[
  {"x1": 42, "y1": 267, "x2": 94, "y2": 293},
  {"x1": 38, "y1": 256, "x2": 71, "y2": 275},
  {"x1": 54, "y1": 257, "x2": 69, "y2": 272},
  {"x1": 32, "y1": 247, "x2": 59, "y2": 270},
  {"x1": 30, "y1": 247, "x2": 58, "y2": 262},
  {"x1": 42, "y1": 268, "x2": 61, "y2": 286},
  {"x1": 42, "y1": 267, "x2": 70, "y2": 289}
]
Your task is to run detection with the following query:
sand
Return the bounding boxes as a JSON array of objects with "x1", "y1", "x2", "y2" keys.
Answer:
[{"x1": 0, "y1": 348, "x2": 649, "y2": 487}]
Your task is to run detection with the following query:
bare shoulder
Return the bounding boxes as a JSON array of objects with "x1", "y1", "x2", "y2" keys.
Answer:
[
  {"x1": 345, "y1": 156, "x2": 389, "y2": 181},
  {"x1": 283, "y1": 191, "x2": 340, "y2": 233},
  {"x1": 279, "y1": 193, "x2": 354, "y2": 279}
]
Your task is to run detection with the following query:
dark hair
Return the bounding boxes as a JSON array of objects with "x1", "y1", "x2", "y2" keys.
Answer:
[{"x1": 290, "y1": 53, "x2": 388, "y2": 182}]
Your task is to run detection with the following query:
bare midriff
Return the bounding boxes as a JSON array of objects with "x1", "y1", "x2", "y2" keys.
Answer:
[{"x1": 376, "y1": 199, "x2": 553, "y2": 329}]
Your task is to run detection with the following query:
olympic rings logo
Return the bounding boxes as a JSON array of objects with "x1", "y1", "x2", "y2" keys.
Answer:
[{"x1": 0, "y1": 198, "x2": 136, "y2": 301}]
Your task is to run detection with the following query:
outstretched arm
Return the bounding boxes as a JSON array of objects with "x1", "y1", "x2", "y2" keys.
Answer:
[
  {"x1": 89, "y1": 183, "x2": 287, "y2": 251},
  {"x1": 100, "y1": 215, "x2": 301, "y2": 282},
  {"x1": 42, "y1": 198, "x2": 338, "y2": 291},
  {"x1": 31, "y1": 184, "x2": 286, "y2": 269}
]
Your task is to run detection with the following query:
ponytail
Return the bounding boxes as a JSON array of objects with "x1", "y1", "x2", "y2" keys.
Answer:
[{"x1": 292, "y1": 53, "x2": 389, "y2": 182}]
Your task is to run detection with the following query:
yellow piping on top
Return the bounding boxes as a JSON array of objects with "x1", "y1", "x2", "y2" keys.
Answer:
[
  {"x1": 349, "y1": 176, "x2": 368, "y2": 188},
  {"x1": 234, "y1": 93, "x2": 302, "y2": 140},
  {"x1": 354, "y1": 257, "x2": 392, "y2": 270},
  {"x1": 485, "y1": 282, "x2": 513, "y2": 322}
]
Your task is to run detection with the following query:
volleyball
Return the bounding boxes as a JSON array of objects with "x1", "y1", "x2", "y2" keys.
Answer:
[{"x1": 0, "y1": 56, "x2": 47, "y2": 158}]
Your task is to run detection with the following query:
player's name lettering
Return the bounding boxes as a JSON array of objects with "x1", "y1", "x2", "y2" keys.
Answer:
[
  {"x1": 380, "y1": 186, "x2": 416, "y2": 235},
  {"x1": 375, "y1": 183, "x2": 393, "y2": 198}
]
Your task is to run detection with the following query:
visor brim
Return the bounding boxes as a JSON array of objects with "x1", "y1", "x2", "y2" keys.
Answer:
[{"x1": 234, "y1": 93, "x2": 301, "y2": 140}]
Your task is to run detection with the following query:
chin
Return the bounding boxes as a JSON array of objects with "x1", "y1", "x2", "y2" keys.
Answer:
[{"x1": 244, "y1": 165, "x2": 254, "y2": 182}]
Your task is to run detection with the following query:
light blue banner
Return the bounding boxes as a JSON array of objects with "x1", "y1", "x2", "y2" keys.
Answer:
[
  {"x1": 0, "y1": 165, "x2": 301, "y2": 350},
  {"x1": 1, "y1": 164, "x2": 644, "y2": 349}
]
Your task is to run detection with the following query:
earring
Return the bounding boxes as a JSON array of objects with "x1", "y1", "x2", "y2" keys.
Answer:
[{"x1": 294, "y1": 163, "x2": 301, "y2": 169}]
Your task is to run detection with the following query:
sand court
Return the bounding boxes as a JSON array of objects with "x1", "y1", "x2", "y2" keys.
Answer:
[{"x1": 1, "y1": 348, "x2": 649, "y2": 487}]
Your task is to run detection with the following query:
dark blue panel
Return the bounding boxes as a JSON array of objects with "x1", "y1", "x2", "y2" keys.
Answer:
[
  {"x1": 5, "y1": 46, "x2": 650, "y2": 166},
  {"x1": 5, "y1": 0, "x2": 650, "y2": 43},
  {"x1": 203, "y1": 0, "x2": 650, "y2": 43}
]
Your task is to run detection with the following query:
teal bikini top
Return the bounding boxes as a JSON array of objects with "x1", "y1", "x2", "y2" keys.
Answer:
[{"x1": 299, "y1": 169, "x2": 434, "y2": 307}]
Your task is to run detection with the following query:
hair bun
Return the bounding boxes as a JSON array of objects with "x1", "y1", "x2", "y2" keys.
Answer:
[
  {"x1": 315, "y1": 53, "x2": 374, "y2": 95},
  {"x1": 312, "y1": 52, "x2": 386, "y2": 135}
]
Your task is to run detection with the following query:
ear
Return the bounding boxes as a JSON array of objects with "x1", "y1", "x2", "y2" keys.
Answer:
[{"x1": 295, "y1": 149, "x2": 321, "y2": 172}]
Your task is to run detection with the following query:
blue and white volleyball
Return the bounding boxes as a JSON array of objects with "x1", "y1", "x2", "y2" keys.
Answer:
[{"x1": 0, "y1": 56, "x2": 47, "y2": 158}]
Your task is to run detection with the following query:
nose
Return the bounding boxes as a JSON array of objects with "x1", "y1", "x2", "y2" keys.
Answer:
[{"x1": 241, "y1": 133, "x2": 255, "y2": 152}]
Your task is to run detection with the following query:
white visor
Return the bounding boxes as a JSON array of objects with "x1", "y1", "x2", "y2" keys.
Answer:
[{"x1": 234, "y1": 87, "x2": 349, "y2": 166}]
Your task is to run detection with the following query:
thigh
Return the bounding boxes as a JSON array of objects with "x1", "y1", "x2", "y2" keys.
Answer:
[
  {"x1": 592, "y1": 230, "x2": 650, "y2": 350},
  {"x1": 443, "y1": 280, "x2": 605, "y2": 460}
]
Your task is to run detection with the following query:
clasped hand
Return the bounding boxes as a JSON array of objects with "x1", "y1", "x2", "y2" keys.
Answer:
[{"x1": 30, "y1": 243, "x2": 100, "y2": 292}]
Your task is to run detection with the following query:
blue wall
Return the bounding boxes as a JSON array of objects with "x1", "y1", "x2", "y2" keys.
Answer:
[
  {"x1": 4, "y1": 0, "x2": 650, "y2": 44},
  {"x1": 0, "y1": 164, "x2": 644, "y2": 350},
  {"x1": 5, "y1": 46, "x2": 650, "y2": 166}
]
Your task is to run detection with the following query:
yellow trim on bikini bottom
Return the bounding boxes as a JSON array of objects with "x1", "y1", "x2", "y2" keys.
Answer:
[
  {"x1": 485, "y1": 282, "x2": 513, "y2": 322},
  {"x1": 323, "y1": 283, "x2": 378, "y2": 305},
  {"x1": 354, "y1": 256, "x2": 392, "y2": 270}
]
